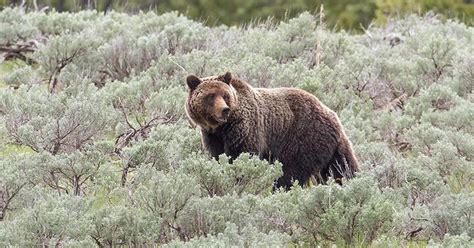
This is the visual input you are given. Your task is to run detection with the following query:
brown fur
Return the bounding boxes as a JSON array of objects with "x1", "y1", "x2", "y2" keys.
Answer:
[{"x1": 186, "y1": 72, "x2": 359, "y2": 190}]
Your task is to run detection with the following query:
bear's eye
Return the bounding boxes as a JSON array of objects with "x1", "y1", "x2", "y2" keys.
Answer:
[
  {"x1": 223, "y1": 94, "x2": 230, "y2": 102},
  {"x1": 206, "y1": 94, "x2": 215, "y2": 104}
]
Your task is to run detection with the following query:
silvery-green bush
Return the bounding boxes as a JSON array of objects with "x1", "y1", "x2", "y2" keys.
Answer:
[{"x1": 0, "y1": 7, "x2": 473, "y2": 247}]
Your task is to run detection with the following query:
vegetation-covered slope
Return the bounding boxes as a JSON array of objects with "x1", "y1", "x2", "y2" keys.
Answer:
[
  {"x1": 0, "y1": 8, "x2": 473, "y2": 247},
  {"x1": 2, "y1": 0, "x2": 474, "y2": 30}
]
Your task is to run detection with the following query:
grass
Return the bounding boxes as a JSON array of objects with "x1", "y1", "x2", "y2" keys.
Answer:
[
  {"x1": 447, "y1": 173, "x2": 474, "y2": 193},
  {"x1": 0, "y1": 143, "x2": 35, "y2": 156},
  {"x1": 0, "y1": 59, "x2": 29, "y2": 88},
  {"x1": 0, "y1": 62, "x2": 10, "y2": 88}
]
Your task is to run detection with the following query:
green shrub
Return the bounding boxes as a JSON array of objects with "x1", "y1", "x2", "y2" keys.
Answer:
[{"x1": 0, "y1": 9, "x2": 472, "y2": 247}]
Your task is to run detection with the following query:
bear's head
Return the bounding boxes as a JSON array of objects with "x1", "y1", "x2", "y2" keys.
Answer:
[{"x1": 186, "y1": 72, "x2": 238, "y2": 130}]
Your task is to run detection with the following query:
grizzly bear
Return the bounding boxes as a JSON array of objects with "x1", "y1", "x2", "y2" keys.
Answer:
[{"x1": 185, "y1": 72, "x2": 359, "y2": 190}]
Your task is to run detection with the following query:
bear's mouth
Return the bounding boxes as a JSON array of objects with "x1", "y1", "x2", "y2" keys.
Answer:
[
  {"x1": 215, "y1": 116, "x2": 228, "y2": 123},
  {"x1": 208, "y1": 115, "x2": 228, "y2": 125}
]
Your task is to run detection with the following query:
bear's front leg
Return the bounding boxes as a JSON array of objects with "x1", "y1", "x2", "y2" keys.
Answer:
[{"x1": 201, "y1": 131, "x2": 225, "y2": 160}]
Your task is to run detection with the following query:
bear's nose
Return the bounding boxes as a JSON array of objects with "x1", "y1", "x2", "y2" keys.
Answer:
[{"x1": 222, "y1": 107, "x2": 230, "y2": 117}]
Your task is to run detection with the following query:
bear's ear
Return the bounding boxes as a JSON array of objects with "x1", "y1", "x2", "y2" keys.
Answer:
[
  {"x1": 222, "y1": 72, "x2": 232, "y2": 85},
  {"x1": 187, "y1": 75, "x2": 201, "y2": 90}
]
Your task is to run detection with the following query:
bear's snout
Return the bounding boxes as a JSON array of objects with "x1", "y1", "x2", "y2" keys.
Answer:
[
  {"x1": 214, "y1": 106, "x2": 230, "y2": 123},
  {"x1": 212, "y1": 96, "x2": 230, "y2": 123},
  {"x1": 221, "y1": 107, "x2": 230, "y2": 117}
]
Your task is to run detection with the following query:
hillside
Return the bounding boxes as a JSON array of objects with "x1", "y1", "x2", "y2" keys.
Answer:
[{"x1": 0, "y1": 7, "x2": 473, "y2": 247}]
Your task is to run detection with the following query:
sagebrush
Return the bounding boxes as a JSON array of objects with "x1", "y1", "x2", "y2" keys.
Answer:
[{"x1": 0, "y1": 7, "x2": 473, "y2": 247}]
